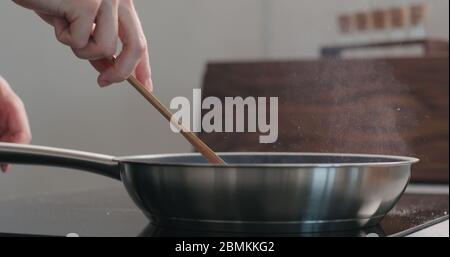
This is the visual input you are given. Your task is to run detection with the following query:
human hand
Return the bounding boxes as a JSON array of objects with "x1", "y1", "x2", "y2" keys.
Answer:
[
  {"x1": 13, "y1": 0, "x2": 153, "y2": 90},
  {"x1": 0, "y1": 76, "x2": 32, "y2": 172}
]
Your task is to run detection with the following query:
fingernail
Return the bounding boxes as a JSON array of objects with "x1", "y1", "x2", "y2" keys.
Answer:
[{"x1": 146, "y1": 79, "x2": 153, "y2": 91}]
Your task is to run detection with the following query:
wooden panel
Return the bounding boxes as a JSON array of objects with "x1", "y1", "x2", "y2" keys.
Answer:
[
  {"x1": 199, "y1": 57, "x2": 449, "y2": 183},
  {"x1": 321, "y1": 39, "x2": 449, "y2": 58}
]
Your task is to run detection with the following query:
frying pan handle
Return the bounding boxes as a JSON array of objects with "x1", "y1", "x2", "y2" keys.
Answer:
[{"x1": 0, "y1": 143, "x2": 120, "y2": 180}]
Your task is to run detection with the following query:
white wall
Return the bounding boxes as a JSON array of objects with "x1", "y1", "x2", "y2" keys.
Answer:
[
  {"x1": 0, "y1": 0, "x2": 448, "y2": 197},
  {"x1": 265, "y1": 0, "x2": 449, "y2": 59},
  {"x1": 0, "y1": 0, "x2": 266, "y2": 196}
]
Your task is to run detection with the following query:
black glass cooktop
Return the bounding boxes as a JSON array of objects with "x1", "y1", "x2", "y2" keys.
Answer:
[{"x1": 0, "y1": 185, "x2": 447, "y2": 237}]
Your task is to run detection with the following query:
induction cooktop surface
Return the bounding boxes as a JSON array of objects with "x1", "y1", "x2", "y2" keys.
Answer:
[{"x1": 0, "y1": 184, "x2": 447, "y2": 237}]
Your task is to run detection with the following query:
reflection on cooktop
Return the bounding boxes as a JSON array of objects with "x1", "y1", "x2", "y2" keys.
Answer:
[
  {"x1": 0, "y1": 186, "x2": 447, "y2": 237},
  {"x1": 138, "y1": 223, "x2": 387, "y2": 237}
]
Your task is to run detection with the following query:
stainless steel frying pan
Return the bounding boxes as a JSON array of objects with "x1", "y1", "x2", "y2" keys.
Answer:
[{"x1": 0, "y1": 143, "x2": 418, "y2": 233}]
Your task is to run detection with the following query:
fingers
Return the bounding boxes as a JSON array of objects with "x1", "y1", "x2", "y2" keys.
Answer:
[
  {"x1": 51, "y1": 1, "x2": 101, "y2": 49},
  {"x1": 54, "y1": 10, "x2": 97, "y2": 49},
  {"x1": 0, "y1": 79, "x2": 32, "y2": 173},
  {"x1": 0, "y1": 97, "x2": 32, "y2": 145},
  {"x1": 0, "y1": 97, "x2": 32, "y2": 173},
  {"x1": 0, "y1": 79, "x2": 31, "y2": 141},
  {"x1": 134, "y1": 50, "x2": 153, "y2": 91},
  {"x1": 89, "y1": 58, "x2": 111, "y2": 74},
  {"x1": 12, "y1": 0, "x2": 62, "y2": 15},
  {"x1": 72, "y1": 0, "x2": 119, "y2": 60},
  {"x1": 35, "y1": 11, "x2": 56, "y2": 26},
  {"x1": 0, "y1": 76, "x2": 11, "y2": 97},
  {"x1": 98, "y1": 1, "x2": 148, "y2": 87},
  {"x1": 24, "y1": 0, "x2": 152, "y2": 88},
  {"x1": 89, "y1": 58, "x2": 112, "y2": 86}
]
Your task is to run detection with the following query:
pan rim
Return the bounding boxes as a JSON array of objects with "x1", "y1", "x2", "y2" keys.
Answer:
[{"x1": 115, "y1": 152, "x2": 419, "y2": 168}]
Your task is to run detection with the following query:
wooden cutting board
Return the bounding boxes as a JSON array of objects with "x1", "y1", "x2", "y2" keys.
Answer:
[{"x1": 198, "y1": 57, "x2": 449, "y2": 183}]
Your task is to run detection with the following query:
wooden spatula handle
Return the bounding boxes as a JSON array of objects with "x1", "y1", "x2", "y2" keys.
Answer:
[{"x1": 126, "y1": 75, "x2": 226, "y2": 165}]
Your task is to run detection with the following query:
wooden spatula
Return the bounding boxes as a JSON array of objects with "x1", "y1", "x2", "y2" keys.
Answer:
[{"x1": 125, "y1": 74, "x2": 226, "y2": 165}]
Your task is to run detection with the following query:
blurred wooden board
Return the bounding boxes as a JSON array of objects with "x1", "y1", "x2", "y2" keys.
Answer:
[
  {"x1": 321, "y1": 39, "x2": 449, "y2": 58},
  {"x1": 199, "y1": 57, "x2": 449, "y2": 183}
]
